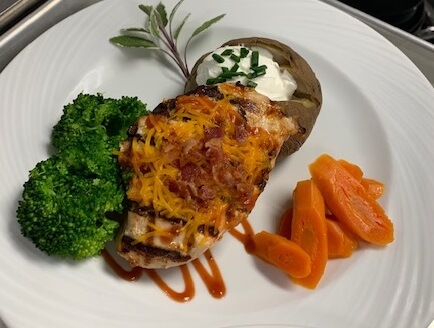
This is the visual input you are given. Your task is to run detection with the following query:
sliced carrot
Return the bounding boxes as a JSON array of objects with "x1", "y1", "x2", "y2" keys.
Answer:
[
  {"x1": 338, "y1": 159, "x2": 385, "y2": 199},
  {"x1": 252, "y1": 231, "x2": 311, "y2": 278},
  {"x1": 309, "y1": 154, "x2": 394, "y2": 245},
  {"x1": 338, "y1": 159, "x2": 363, "y2": 182},
  {"x1": 361, "y1": 178, "x2": 385, "y2": 199},
  {"x1": 277, "y1": 207, "x2": 293, "y2": 239},
  {"x1": 326, "y1": 217, "x2": 358, "y2": 258},
  {"x1": 290, "y1": 179, "x2": 328, "y2": 289}
]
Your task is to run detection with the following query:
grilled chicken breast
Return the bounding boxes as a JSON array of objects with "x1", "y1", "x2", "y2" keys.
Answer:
[{"x1": 116, "y1": 83, "x2": 299, "y2": 269}]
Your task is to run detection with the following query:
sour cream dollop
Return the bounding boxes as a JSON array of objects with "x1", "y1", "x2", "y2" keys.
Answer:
[{"x1": 196, "y1": 45, "x2": 297, "y2": 101}]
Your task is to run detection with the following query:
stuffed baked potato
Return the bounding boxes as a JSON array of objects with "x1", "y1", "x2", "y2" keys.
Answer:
[{"x1": 185, "y1": 37, "x2": 322, "y2": 158}]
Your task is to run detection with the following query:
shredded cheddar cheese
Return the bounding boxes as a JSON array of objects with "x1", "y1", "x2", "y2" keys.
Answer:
[{"x1": 118, "y1": 91, "x2": 279, "y2": 251}]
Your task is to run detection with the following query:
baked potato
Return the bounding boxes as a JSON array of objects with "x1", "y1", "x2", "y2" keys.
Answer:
[{"x1": 185, "y1": 37, "x2": 322, "y2": 158}]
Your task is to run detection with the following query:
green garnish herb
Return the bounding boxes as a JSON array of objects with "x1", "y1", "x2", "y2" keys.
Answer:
[
  {"x1": 212, "y1": 53, "x2": 225, "y2": 63},
  {"x1": 205, "y1": 47, "x2": 268, "y2": 88},
  {"x1": 246, "y1": 80, "x2": 258, "y2": 88},
  {"x1": 240, "y1": 47, "x2": 249, "y2": 58},
  {"x1": 230, "y1": 54, "x2": 240, "y2": 63},
  {"x1": 251, "y1": 50, "x2": 259, "y2": 67},
  {"x1": 109, "y1": 1, "x2": 225, "y2": 79},
  {"x1": 221, "y1": 49, "x2": 234, "y2": 56},
  {"x1": 230, "y1": 63, "x2": 239, "y2": 72}
]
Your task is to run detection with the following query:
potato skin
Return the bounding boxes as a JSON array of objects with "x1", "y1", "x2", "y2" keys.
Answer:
[{"x1": 185, "y1": 37, "x2": 322, "y2": 158}]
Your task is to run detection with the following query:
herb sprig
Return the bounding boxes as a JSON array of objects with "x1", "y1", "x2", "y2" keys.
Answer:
[{"x1": 110, "y1": 1, "x2": 225, "y2": 79}]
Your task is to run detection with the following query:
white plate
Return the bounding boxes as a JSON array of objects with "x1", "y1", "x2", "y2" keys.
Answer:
[{"x1": 1, "y1": 0, "x2": 433, "y2": 327}]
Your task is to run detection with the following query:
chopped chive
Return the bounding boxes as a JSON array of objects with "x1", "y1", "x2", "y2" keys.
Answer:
[
  {"x1": 247, "y1": 72, "x2": 256, "y2": 79},
  {"x1": 222, "y1": 67, "x2": 229, "y2": 73},
  {"x1": 221, "y1": 49, "x2": 233, "y2": 56},
  {"x1": 220, "y1": 71, "x2": 238, "y2": 79},
  {"x1": 252, "y1": 64, "x2": 267, "y2": 73},
  {"x1": 246, "y1": 80, "x2": 258, "y2": 88},
  {"x1": 206, "y1": 76, "x2": 226, "y2": 85},
  {"x1": 230, "y1": 63, "x2": 239, "y2": 72},
  {"x1": 251, "y1": 51, "x2": 259, "y2": 67},
  {"x1": 230, "y1": 54, "x2": 240, "y2": 63},
  {"x1": 255, "y1": 70, "x2": 266, "y2": 77},
  {"x1": 212, "y1": 53, "x2": 225, "y2": 63},
  {"x1": 240, "y1": 47, "x2": 249, "y2": 58}
]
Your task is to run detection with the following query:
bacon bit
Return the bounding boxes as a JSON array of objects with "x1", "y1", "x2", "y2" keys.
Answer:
[
  {"x1": 204, "y1": 127, "x2": 224, "y2": 141},
  {"x1": 235, "y1": 124, "x2": 248, "y2": 142},
  {"x1": 180, "y1": 162, "x2": 201, "y2": 181}
]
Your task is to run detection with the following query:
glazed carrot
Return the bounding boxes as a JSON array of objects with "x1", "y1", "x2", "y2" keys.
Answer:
[
  {"x1": 338, "y1": 159, "x2": 363, "y2": 182},
  {"x1": 326, "y1": 217, "x2": 358, "y2": 258},
  {"x1": 290, "y1": 180, "x2": 328, "y2": 289},
  {"x1": 277, "y1": 207, "x2": 293, "y2": 239},
  {"x1": 361, "y1": 178, "x2": 385, "y2": 199},
  {"x1": 338, "y1": 159, "x2": 385, "y2": 199},
  {"x1": 252, "y1": 231, "x2": 311, "y2": 278},
  {"x1": 309, "y1": 154, "x2": 394, "y2": 245}
]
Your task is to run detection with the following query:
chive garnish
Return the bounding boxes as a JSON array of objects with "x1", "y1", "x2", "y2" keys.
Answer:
[
  {"x1": 251, "y1": 51, "x2": 259, "y2": 67},
  {"x1": 255, "y1": 70, "x2": 266, "y2": 77},
  {"x1": 212, "y1": 53, "x2": 225, "y2": 63},
  {"x1": 240, "y1": 47, "x2": 249, "y2": 58},
  {"x1": 230, "y1": 63, "x2": 239, "y2": 72},
  {"x1": 206, "y1": 48, "x2": 268, "y2": 88},
  {"x1": 252, "y1": 64, "x2": 267, "y2": 72},
  {"x1": 206, "y1": 76, "x2": 226, "y2": 85},
  {"x1": 230, "y1": 54, "x2": 240, "y2": 63},
  {"x1": 221, "y1": 49, "x2": 234, "y2": 56}
]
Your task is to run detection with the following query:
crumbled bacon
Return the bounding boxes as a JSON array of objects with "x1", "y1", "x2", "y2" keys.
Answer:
[{"x1": 204, "y1": 127, "x2": 223, "y2": 141}]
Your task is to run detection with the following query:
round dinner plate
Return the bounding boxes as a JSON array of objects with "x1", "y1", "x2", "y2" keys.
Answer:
[{"x1": 0, "y1": 0, "x2": 433, "y2": 327}]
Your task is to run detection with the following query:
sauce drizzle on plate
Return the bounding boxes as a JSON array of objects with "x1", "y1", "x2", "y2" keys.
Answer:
[{"x1": 102, "y1": 248, "x2": 226, "y2": 302}]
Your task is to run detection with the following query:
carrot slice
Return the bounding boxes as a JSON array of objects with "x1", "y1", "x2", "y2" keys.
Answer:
[
  {"x1": 278, "y1": 207, "x2": 293, "y2": 239},
  {"x1": 338, "y1": 159, "x2": 363, "y2": 182},
  {"x1": 309, "y1": 154, "x2": 394, "y2": 245},
  {"x1": 326, "y1": 217, "x2": 358, "y2": 258},
  {"x1": 290, "y1": 179, "x2": 328, "y2": 289},
  {"x1": 252, "y1": 231, "x2": 311, "y2": 278},
  {"x1": 361, "y1": 178, "x2": 385, "y2": 199}
]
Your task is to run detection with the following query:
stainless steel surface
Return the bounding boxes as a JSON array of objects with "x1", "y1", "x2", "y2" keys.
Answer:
[
  {"x1": 0, "y1": 0, "x2": 47, "y2": 33},
  {"x1": 0, "y1": 0, "x2": 102, "y2": 72}
]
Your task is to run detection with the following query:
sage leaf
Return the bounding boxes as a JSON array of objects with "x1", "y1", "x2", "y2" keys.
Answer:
[
  {"x1": 149, "y1": 10, "x2": 160, "y2": 38},
  {"x1": 169, "y1": 0, "x2": 184, "y2": 23},
  {"x1": 110, "y1": 1, "x2": 225, "y2": 80},
  {"x1": 109, "y1": 35, "x2": 158, "y2": 49},
  {"x1": 139, "y1": 4, "x2": 153, "y2": 16},
  {"x1": 121, "y1": 27, "x2": 151, "y2": 37},
  {"x1": 156, "y1": 2, "x2": 168, "y2": 27},
  {"x1": 173, "y1": 13, "x2": 191, "y2": 40},
  {"x1": 190, "y1": 14, "x2": 225, "y2": 39}
]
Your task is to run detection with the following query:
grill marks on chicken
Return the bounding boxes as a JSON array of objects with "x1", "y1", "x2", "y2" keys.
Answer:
[{"x1": 116, "y1": 83, "x2": 298, "y2": 269}]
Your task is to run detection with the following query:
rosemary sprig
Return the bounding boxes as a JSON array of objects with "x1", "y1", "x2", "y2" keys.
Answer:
[{"x1": 109, "y1": 0, "x2": 225, "y2": 79}]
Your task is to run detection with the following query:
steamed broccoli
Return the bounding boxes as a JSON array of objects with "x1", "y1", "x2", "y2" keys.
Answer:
[{"x1": 17, "y1": 93, "x2": 148, "y2": 259}]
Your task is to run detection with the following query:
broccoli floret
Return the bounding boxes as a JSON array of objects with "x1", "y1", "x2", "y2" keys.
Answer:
[
  {"x1": 17, "y1": 93, "x2": 148, "y2": 259},
  {"x1": 17, "y1": 156, "x2": 123, "y2": 259},
  {"x1": 52, "y1": 93, "x2": 147, "y2": 176}
]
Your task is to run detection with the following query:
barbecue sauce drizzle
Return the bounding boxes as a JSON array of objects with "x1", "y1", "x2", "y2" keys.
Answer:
[
  {"x1": 103, "y1": 220, "x2": 255, "y2": 302},
  {"x1": 102, "y1": 248, "x2": 225, "y2": 302}
]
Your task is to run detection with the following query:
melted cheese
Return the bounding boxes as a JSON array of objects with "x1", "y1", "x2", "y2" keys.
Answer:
[{"x1": 118, "y1": 91, "x2": 278, "y2": 251}]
